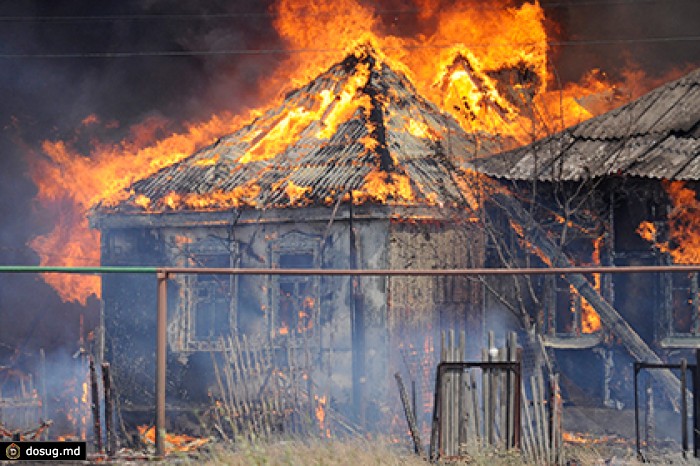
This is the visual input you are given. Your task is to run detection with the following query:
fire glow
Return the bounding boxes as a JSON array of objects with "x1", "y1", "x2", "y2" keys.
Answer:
[
  {"x1": 29, "y1": 0, "x2": 640, "y2": 305},
  {"x1": 137, "y1": 425, "x2": 209, "y2": 453},
  {"x1": 638, "y1": 181, "x2": 700, "y2": 265}
]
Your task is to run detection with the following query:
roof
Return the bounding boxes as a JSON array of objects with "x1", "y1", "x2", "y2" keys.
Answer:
[
  {"x1": 95, "y1": 46, "x2": 499, "y2": 216},
  {"x1": 468, "y1": 68, "x2": 700, "y2": 181}
]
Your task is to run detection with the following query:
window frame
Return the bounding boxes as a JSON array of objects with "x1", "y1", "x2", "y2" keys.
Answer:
[{"x1": 268, "y1": 231, "x2": 320, "y2": 344}]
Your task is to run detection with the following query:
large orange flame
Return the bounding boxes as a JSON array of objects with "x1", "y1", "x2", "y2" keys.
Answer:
[
  {"x1": 28, "y1": 0, "x2": 642, "y2": 304},
  {"x1": 28, "y1": 114, "x2": 241, "y2": 304},
  {"x1": 638, "y1": 181, "x2": 700, "y2": 264}
]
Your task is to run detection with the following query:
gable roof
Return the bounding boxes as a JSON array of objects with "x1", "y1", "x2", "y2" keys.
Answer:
[
  {"x1": 469, "y1": 68, "x2": 700, "y2": 181},
  {"x1": 95, "y1": 46, "x2": 498, "y2": 216}
]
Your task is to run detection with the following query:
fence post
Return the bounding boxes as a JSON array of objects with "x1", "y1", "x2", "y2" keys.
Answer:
[{"x1": 155, "y1": 271, "x2": 168, "y2": 458}]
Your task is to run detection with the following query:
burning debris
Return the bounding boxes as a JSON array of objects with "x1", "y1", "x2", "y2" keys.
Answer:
[{"x1": 137, "y1": 425, "x2": 209, "y2": 454}]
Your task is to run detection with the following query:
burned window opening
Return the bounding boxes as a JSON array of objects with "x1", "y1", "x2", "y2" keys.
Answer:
[
  {"x1": 170, "y1": 236, "x2": 239, "y2": 353},
  {"x1": 545, "y1": 274, "x2": 603, "y2": 339},
  {"x1": 193, "y1": 255, "x2": 235, "y2": 340},
  {"x1": 272, "y1": 252, "x2": 318, "y2": 340},
  {"x1": 269, "y1": 232, "x2": 320, "y2": 343},
  {"x1": 666, "y1": 272, "x2": 700, "y2": 338}
]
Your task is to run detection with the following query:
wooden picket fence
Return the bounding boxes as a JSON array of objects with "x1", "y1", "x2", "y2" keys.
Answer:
[
  {"x1": 419, "y1": 330, "x2": 562, "y2": 464},
  {"x1": 0, "y1": 373, "x2": 43, "y2": 438},
  {"x1": 210, "y1": 334, "x2": 315, "y2": 439},
  {"x1": 210, "y1": 334, "x2": 359, "y2": 440}
]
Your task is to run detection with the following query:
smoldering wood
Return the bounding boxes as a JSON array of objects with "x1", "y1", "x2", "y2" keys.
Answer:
[
  {"x1": 210, "y1": 333, "x2": 361, "y2": 440},
  {"x1": 520, "y1": 379, "x2": 538, "y2": 464},
  {"x1": 645, "y1": 376, "x2": 655, "y2": 449},
  {"x1": 89, "y1": 356, "x2": 102, "y2": 453},
  {"x1": 530, "y1": 372, "x2": 547, "y2": 463},
  {"x1": 394, "y1": 372, "x2": 423, "y2": 455},
  {"x1": 488, "y1": 189, "x2": 685, "y2": 403},
  {"x1": 102, "y1": 362, "x2": 116, "y2": 457},
  {"x1": 40, "y1": 348, "x2": 48, "y2": 440},
  {"x1": 550, "y1": 374, "x2": 562, "y2": 465}
]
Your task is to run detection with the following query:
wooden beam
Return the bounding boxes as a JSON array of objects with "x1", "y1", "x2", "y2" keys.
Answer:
[{"x1": 489, "y1": 190, "x2": 684, "y2": 403}]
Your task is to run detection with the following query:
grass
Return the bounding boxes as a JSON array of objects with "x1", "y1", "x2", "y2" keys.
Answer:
[
  {"x1": 175, "y1": 437, "x2": 697, "y2": 465},
  {"x1": 188, "y1": 437, "x2": 428, "y2": 466}
]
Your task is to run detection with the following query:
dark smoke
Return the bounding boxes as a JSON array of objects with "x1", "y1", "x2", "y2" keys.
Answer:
[
  {"x1": 0, "y1": 0, "x2": 698, "y2": 380},
  {"x1": 541, "y1": 0, "x2": 700, "y2": 83}
]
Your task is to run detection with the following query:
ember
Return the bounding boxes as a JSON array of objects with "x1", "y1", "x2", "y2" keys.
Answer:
[
  {"x1": 563, "y1": 431, "x2": 627, "y2": 445},
  {"x1": 137, "y1": 425, "x2": 209, "y2": 453}
]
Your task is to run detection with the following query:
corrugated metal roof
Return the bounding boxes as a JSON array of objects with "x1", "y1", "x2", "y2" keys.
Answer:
[
  {"x1": 96, "y1": 47, "x2": 499, "y2": 215},
  {"x1": 469, "y1": 68, "x2": 700, "y2": 181}
]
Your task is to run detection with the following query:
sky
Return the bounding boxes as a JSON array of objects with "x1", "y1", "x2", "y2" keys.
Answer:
[{"x1": 0, "y1": 0, "x2": 698, "y2": 361}]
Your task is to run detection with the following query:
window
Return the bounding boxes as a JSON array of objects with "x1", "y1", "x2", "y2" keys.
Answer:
[
  {"x1": 541, "y1": 273, "x2": 603, "y2": 348},
  {"x1": 193, "y1": 254, "x2": 234, "y2": 340},
  {"x1": 661, "y1": 272, "x2": 700, "y2": 347},
  {"x1": 170, "y1": 235, "x2": 237, "y2": 353},
  {"x1": 269, "y1": 232, "x2": 319, "y2": 341}
]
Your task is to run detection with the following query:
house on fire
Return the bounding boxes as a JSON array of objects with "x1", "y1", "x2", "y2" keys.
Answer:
[
  {"x1": 90, "y1": 38, "x2": 700, "y2": 429},
  {"x1": 469, "y1": 67, "x2": 700, "y2": 406},
  {"x1": 88, "y1": 46, "x2": 492, "y2": 429}
]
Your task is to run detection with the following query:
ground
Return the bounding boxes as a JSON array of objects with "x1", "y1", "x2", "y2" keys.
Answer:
[{"x1": 166, "y1": 438, "x2": 695, "y2": 466}]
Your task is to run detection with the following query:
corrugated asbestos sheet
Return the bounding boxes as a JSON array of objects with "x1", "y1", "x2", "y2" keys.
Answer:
[
  {"x1": 97, "y1": 48, "x2": 498, "y2": 214},
  {"x1": 469, "y1": 68, "x2": 700, "y2": 181}
]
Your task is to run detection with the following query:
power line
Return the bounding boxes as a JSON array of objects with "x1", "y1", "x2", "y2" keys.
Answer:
[
  {"x1": 0, "y1": 0, "x2": 694, "y2": 23},
  {"x1": 1, "y1": 36, "x2": 699, "y2": 59}
]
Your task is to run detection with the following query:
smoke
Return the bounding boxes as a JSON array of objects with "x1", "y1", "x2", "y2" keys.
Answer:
[
  {"x1": 542, "y1": 0, "x2": 700, "y2": 84},
  {"x1": 0, "y1": 0, "x2": 698, "y2": 374}
]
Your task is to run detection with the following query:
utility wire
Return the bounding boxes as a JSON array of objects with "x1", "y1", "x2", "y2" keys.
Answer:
[
  {"x1": 0, "y1": 0, "x2": 695, "y2": 22},
  {"x1": 1, "y1": 36, "x2": 699, "y2": 59}
]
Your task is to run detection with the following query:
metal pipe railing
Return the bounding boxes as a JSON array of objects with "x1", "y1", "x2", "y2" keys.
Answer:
[{"x1": 5, "y1": 264, "x2": 700, "y2": 276}]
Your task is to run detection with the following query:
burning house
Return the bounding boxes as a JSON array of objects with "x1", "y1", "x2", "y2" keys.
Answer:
[
  {"x1": 85, "y1": 40, "x2": 700, "y2": 439},
  {"x1": 470, "y1": 67, "x2": 700, "y2": 407},
  {"x1": 88, "y1": 46, "x2": 492, "y2": 431}
]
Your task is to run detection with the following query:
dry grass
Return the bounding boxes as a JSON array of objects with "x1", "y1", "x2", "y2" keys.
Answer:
[
  {"x1": 175, "y1": 438, "x2": 696, "y2": 465},
  {"x1": 187, "y1": 437, "x2": 428, "y2": 466}
]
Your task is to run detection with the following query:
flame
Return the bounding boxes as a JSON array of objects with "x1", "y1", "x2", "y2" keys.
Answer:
[
  {"x1": 193, "y1": 153, "x2": 219, "y2": 167},
  {"x1": 508, "y1": 219, "x2": 554, "y2": 267},
  {"x1": 638, "y1": 181, "x2": 700, "y2": 264},
  {"x1": 511, "y1": 214, "x2": 602, "y2": 333},
  {"x1": 579, "y1": 236, "x2": 603, "y2": 334},
  {"x1": 28, "y1": 0, "x2": 644, "y2": 303},
  {"x1": 29, "y1": 114, "x2": 241, "y2": 304},
  {"x1": 563, "y1": 431, "x2": 627, "y2": 445},
  {"x1": 183, "y1": 184, "x2": 262, "y2": 211},
  {"x1": 352, "y1": 171, "x2": 415, "y2": 204},
  {"x1": 134, "y1": 194, "x2": 151, "y2": 209},
  {"x1": 137, "y1": 425, "x2": 209, "y2": 453},
  {"x1": 314, "y1": 395, "x2": 330, "y2": 437},
  {"x1": 284, "y1": 181, "x2": 312, "y2": 205},
  {"x1": 637, "y1": 220, "x2": 657, "y2": 244},
  {"x1": 297, "y1": 296, "x2": 315, "y2": 333},
  {"x1": 58, "y1": 366, "x2": 90, "y2": 441}
]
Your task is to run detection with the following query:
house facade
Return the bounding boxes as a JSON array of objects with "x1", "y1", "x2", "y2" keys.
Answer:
[
  {"x1": 470, "y1": 67, "x2": 700, "y2": 406},
  {"x1": 89, "y1": 47, "x2": 488, "y2": 431}
]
